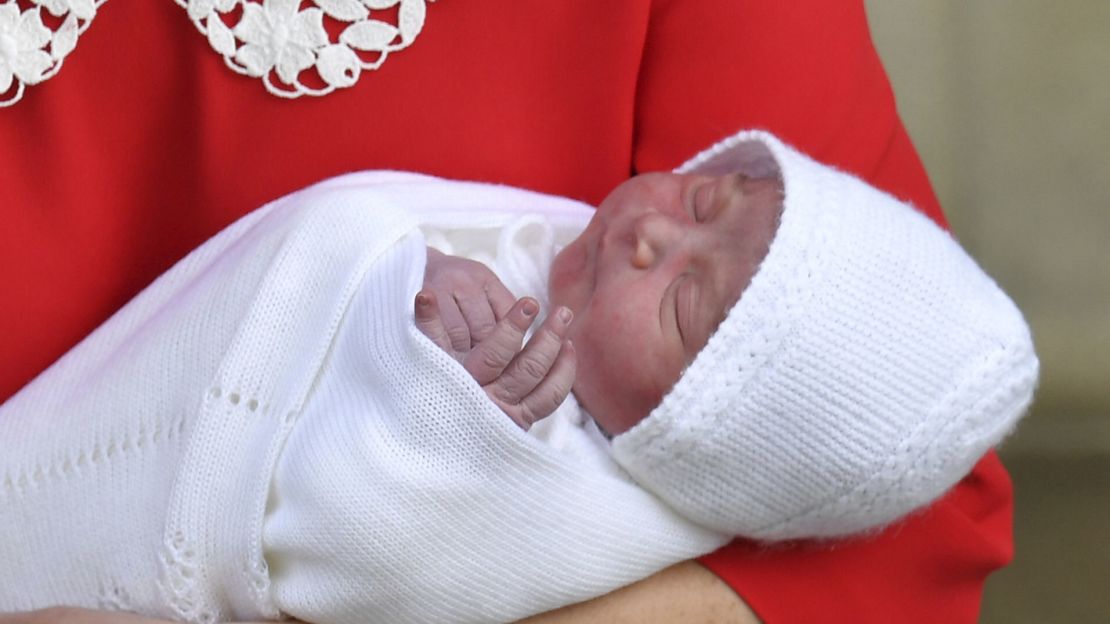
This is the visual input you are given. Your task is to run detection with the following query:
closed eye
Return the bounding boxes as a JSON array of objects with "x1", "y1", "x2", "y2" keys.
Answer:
[
  {"x1": 692, "y1": 181, "x2": 720, "y2": 223},
  {"x1": 661, "y1": 275, "x2": 687, "y2": 346},
  {"x1": 675, "y1": 276, "x2": 708, "y2": 357},
  {"x1": 670, "y1": 275, "x2": 688, "y2": 344}
]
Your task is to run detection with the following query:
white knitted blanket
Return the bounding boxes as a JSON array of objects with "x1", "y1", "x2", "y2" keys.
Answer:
[{"x1": 0, "y1": 172, "x2": 727, "y2": 624}]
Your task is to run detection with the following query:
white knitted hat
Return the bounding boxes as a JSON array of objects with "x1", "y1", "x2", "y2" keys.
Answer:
[{"x1": 610, "y1": 130, "x2": 1038, "y2": 540}]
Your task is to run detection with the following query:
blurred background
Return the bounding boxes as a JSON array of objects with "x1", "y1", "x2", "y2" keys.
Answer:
[{"x1": 865, "y1": 2, "x2": 1110, "y2": 622}]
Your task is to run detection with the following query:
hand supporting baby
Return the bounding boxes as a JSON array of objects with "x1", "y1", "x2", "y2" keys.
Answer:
[{"x1": 415, "y1": 248, "x2": 577, "y2": 430}]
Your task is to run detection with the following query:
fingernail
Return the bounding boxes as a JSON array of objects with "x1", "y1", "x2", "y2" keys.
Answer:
[
  {"x1": 416, "y1": 293, "x2": 431, "y2": 307},
  {"x1": 558, "y1": 307, "x2": 573, "y2": 324},
  {"x1": 522, "y1": 300, "x2": 538, "y2": 317}
]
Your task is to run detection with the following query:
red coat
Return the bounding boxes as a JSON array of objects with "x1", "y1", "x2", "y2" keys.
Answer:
[{"x1": 0, "y1": 1, "x2": 1011, "y2": 621}]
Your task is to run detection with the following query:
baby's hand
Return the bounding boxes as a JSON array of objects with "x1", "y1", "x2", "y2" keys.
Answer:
[
  {"x1": 415, "y1": 291, "x2": 576, "y2": 430},
  {"x1": 421, "y1": 248, "x2": 517, "y2": 353}
]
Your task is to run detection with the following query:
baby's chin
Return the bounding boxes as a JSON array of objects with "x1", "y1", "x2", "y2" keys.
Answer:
[{"x1": 571, "y1": 371, "x2": 657, "y2": 438}]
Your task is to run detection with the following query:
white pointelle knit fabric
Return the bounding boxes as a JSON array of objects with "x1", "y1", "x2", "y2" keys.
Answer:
[
  {"x1": 0, "y1": 172, "x2": 726, "y2": 624},
  {"x1": 611, "y1": 130, "x2": 1040, "y2": 540}
]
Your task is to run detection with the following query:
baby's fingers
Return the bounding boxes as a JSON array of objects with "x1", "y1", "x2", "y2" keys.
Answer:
[
  {"x1": 437, "y1": 294, "x2": 472, "y2": 352},
  {"x1": 457, "y1": 280, "x2": 517, "y2": 344},
  {"x1": 486, "y1": 306, "x2": 574, "y2": 407},
  {"x1": 414, "y1": 290, "x2": 453, "y2": 353},
  {"x1": 463, "y1": 297, "x2": 538, "y2": 385},
  {"x1": 514, "y1": 340, "x2": 576, "y2": 429}
]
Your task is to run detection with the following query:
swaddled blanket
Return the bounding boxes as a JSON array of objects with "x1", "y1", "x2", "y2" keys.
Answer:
[{"x1": 0, "y1": 172, "x2": 727, "y2": 624}]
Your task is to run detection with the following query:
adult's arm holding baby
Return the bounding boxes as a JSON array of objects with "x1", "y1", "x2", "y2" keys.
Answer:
[
  {"x1": 517, "y1": 561, "x2": 760, "y2": 624},
  {"x1": 4, "y1": 564, "x2": 760, "y2": 624},
  {"x1": 1, "y1": 562, "x2": 760, "y2": 624},
  {"x1": 0, "y1": 609, "x2": 278, "y2": 624}
]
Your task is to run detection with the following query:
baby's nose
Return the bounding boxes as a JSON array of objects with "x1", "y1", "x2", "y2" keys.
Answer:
[
  {"x1": 631, "y1": 236, "x2": 655, "y2": 268},
  {"x1": 630, "y1": 214, "x2": 683, "y2": 268}
]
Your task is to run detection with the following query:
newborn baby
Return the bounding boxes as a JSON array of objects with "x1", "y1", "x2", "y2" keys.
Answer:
[
  {"x1": 0, "y1": 131, "x2": 1038, "y2": 624},
  {"x1": 408, "y1": 136, "x2": 1039, "y2": 539}
]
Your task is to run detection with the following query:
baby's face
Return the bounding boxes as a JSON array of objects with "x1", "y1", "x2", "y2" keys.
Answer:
[{"x1": 549, "y1": 172, "x2": 782, "y2": 435}]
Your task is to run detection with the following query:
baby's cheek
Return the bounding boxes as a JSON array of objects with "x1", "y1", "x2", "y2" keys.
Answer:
[
  {"x1": 578, "y1": 345, "x2": 653, "y2": 434},
  {"x1": 548, "y1": 245, "x2": 588, "y2": 307}
]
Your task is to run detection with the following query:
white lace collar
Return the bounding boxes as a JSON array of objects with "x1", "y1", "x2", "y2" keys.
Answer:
[
  {"x1": 0, "y1": 0, "x2": 434, "y2": 107},
  {"x1": 0, "y1": 0, "x2": 103, "y2": 106}
]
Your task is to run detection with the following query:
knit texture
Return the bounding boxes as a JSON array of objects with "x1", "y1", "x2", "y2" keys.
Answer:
[
  {"x1": 0, "y1": 174, "x2": 422, "y2": 621},
  {"x1": 0, "y1": 154, "x2": 1039, "y2": 619},
  {"x1": 611, "y1": 131, "x2": 1039, "y2": 540},
  {"x1": 263, "y1": 176, "x2": 726, "y2": 624},
  {"x1": 0, "y1": 172, "x2": 727, "y2": 623}
]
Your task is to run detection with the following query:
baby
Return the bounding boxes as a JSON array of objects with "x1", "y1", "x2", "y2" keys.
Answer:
[
  {"x1": 0, "y1": 131, "x2": 1037, "y2": 624},
  {"x1": 411, "y1": 131, "x2": 1039, "y2": 540}
]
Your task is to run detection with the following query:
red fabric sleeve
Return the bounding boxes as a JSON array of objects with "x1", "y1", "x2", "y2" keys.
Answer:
[
  {"x1": 0, "y1": 3, "x2": 1011, "y2": 620},
  {"x1": 634, "y1": 2, "x2": 1009, "y2": 622},
  {"x1": 634, "y1": 0, "x2": 946, "y2": 228},
  {"x1": 701, "y1": 454, "x2": 1013, "y2": 623}
]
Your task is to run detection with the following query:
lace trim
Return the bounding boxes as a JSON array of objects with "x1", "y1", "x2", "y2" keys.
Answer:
[
  {"x1": 0, "y1": 0, "x2": 434, "y2": 107},
  {"x1": 0, "y1": 0, "x2": 105, "y2": 107},
  {"x1": 178, "y1": 0, "x2": 435, "y2": 99}
]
